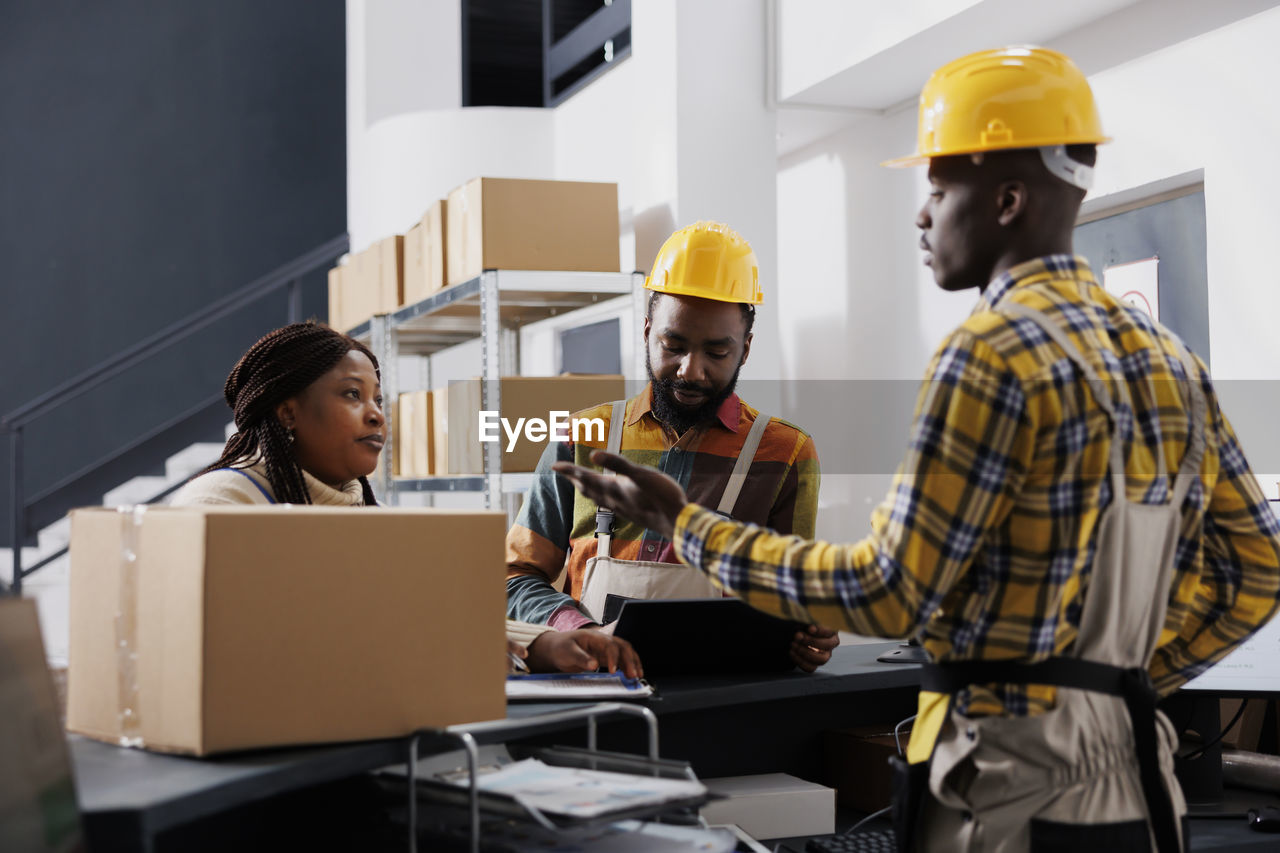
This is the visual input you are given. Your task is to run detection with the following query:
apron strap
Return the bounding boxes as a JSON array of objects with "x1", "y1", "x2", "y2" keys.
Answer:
[
  {"x1": 594, "y1": 400, "x2": 629, "y2": 560},
  {"x1": 1004, "y1": 302, "x2": 1134, "y2": 500},
  {"x1": 922, "y1": 658, "x2": 1181, "y2": 853},
  {"x1": 716, "y1": 412, "x2": 772, "y2": 516},
  {"x1": 1167, "y1": 338, "x2": 1208, "y2": 508}
]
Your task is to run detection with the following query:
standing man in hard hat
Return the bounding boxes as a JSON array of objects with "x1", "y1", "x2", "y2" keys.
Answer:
[
  {"x1": 552, "y1": 48, "x2": 1280, "y2": 851},
  {"x1": 505, "y1": 220, "x2": 839, "y2": 672}
]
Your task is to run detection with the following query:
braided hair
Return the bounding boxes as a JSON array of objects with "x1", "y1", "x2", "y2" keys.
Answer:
[{"x1": 197, "y1": 322, "x2": 381, "y2": 505}]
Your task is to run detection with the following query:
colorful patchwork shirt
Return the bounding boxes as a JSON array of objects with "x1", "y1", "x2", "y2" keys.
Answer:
[{"x1": 506, "y1": 386, "x2": 820, "y2": 626}]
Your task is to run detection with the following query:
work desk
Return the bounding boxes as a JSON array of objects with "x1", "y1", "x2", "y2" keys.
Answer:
[
  {"x1": 69, "y1": 642, "x2": 1280, "y2": 851},
  {"x1": 73, "y1": 641, "x2": 917, "y2": 850}
]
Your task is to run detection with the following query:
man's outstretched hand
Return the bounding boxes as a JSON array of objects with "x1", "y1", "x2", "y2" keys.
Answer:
[{"x1": 553, "y1": 450, "x2": 688, "y2": 540}]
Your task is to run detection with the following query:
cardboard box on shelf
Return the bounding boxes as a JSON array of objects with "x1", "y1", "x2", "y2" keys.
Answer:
[
  {"x1": 445, "y1": 178, "x2": 619, "y2": 286},
  {"x1": 431, "y1": 388, "x2": 449, "y2": 475},
  {"x1": 822, "y1": 726, "x2": 902, "y2": 813},
  {"x1": 397, "y1": 391, "x2": 434, "y2": 477},
  {"x1": 376, "y1": 234, "x2": 404, "y2": 312},
  {"x1": 343, "y1": 236, "x2": 404, "y2": 330},
  {"x1": 66, "y1": 506, "x2": 507, "y2": 756},
  {"x1": 327, "y1": 264, "x2": 345, "y2": 332},
  {"x1": 403, "y1": 201, "x2": 448, "y2": 306},
  {"x1": 402, "y1": 221, "x2": 426, "y2": 308},
  {"x1": 699, "y1": 773, "x2": 835, "y2": 840},
  {"x1": 447, "y1": 375, "x2": 625, "y2": 474},
  {"x1": 344, "y1": 247, "x2": 381, "y2": 330},
  {"x1": 425, "y1": 200, "x2": 447, "y2": 298}
]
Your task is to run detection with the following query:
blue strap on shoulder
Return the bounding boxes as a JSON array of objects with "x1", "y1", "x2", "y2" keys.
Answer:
[{"x1": 214, "y1": 468, "x2": 276, "y2": 504}]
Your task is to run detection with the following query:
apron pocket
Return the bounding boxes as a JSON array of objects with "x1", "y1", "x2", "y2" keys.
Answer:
[
  {"x1": 889, "y1": 755, "x2": 929, "y2": 853},
  {"x1": 1029, "y1": 817, "x2": 1152, "y2": 852}
]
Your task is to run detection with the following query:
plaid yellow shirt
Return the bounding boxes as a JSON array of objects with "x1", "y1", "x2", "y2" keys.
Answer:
[{"x1": 675, "y1": 255, "x2": 1280, "y2": 717}]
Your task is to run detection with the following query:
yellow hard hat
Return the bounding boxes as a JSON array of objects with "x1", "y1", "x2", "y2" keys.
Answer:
[
  {"x1": 883, "y1": 46, "x2": 1110, "y2": 168},
  {"x1": 644, "y1": 221, "x2": 762, "y2": 306}
]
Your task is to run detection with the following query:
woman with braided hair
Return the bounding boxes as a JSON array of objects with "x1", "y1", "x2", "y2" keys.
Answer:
[
  {"x1": 173, "y1": 321, "x2": 643, "y2": 678},
  {"x1": 174, "y1": 322, "x2": 384, "y2": 507}
]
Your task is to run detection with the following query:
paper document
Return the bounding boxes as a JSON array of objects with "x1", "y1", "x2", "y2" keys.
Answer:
[
  {"x1": 469, "y1": 818, "x2": 735, "y2": 852},
  {"x1": 441, "y1": 758, "x2": 707, "y2": 819},
  {"x1": 505, "y1": 672, "x2": 654, "y2": 700}
]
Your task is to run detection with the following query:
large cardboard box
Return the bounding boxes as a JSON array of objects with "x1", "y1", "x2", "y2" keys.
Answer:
[
  {"x1": 446, "y1": 178, "x2": 619, "y2": 286},
  {"x1": 404, "y1": 201, "x2": 448, "y2": 305},
  {"x1": 447, "y1": 375, "x2": 624, "y2": 474},
  {"x1": 0, "y1": 599, "x2": 84, "y2": 853},
  {"x1": 66, "y1": 506, "x2": 507, "y2": 756},
  {"x1": 699, "y1": 774, "x2": 835, "y2": 840},
  {"x1": 397, "y1": 391, "x2": 435, "y2": 477}
]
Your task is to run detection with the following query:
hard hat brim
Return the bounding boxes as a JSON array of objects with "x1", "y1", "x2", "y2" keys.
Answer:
[
  {"x1": 880, "y1": 136, "x2": 1113, "y2": 170},
  {"x1": 644, "y1": 280, "x2": 763, "y2": 306}
]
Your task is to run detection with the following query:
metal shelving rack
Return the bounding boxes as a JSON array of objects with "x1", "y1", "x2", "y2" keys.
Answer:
[{"x1": 351, "y1": 270, "x2": 647, "y2": 512}]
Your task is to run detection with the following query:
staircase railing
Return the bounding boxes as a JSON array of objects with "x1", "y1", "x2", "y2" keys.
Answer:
[{"x1": 1, "y1": 234, "x2": 349, "y2": 594}]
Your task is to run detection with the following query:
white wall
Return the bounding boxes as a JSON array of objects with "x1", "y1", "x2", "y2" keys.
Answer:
[
  {"x1": 1081, "y1": 5, "x2": 1280, "y2": 490},
  {"x1": 347, "y1": 0, "x2": 556, "y2": 251}
]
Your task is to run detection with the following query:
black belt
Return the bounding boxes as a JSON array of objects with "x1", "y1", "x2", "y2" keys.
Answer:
[{"x1": 921, "y1": 657, "x2": 1181, "y2": 853}]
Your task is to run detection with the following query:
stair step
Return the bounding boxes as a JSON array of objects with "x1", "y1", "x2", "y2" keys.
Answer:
[
  {"x1": 165, "y1": 442, "x2": 225, "y2": 481},
  {"x1": 102, "y1": 476, "x2": 172, "y2": 507},
  {"x1": 36, "y1": 516, "x2": 71, "y2": 552}
]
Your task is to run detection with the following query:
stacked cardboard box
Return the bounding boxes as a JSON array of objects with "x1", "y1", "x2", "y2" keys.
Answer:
[
  {"x1": 327, "y1": 263, "x2": 347, "y2": 332},
  {"x1": 326, "y1": 236, "x2": 404, "y2": 332},
  {"x1": 396, "y1": 391, "x2": 435, "y2": 477},
  {"x1": 431, "y1": 387, "x2": 450, "y2": 475},
  {"x1": 329, "y1": 178, "x2": 619, "y2": 330},
  {"x1": 403, "y1": 200, "x2": 448, "y2": 305},
  {"x1": 447, "y1": 375, "x2": 625, "y2": 474},
  {"x1": 66, "y1": 506, "x2": 507, "y2": 755},
  {"x1": 446, "y1": 178, "x2": 619, "y2": 286}
]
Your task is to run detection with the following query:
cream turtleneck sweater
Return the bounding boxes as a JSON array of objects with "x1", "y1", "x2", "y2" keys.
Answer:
[{"x1": 170, "y1": 459, "x2": 364, "y2": 507}]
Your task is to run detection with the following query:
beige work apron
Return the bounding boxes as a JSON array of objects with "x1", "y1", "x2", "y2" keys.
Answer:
[
  {"x1": 917, "y1": 302, "x2": 1206, "y2": 853},
  {"x1": 577, "y1": 400, "x2": 773, "y2": 624}
]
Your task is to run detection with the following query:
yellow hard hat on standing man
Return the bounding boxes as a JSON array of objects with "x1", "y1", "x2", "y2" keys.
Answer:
[{"x1": 883, "y1": 45, "x2": 1111, "y2": 188}]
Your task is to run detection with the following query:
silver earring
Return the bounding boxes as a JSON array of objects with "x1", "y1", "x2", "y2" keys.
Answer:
[{"x1": 286, "y1": 427, "x2": 295, "y2": 444}]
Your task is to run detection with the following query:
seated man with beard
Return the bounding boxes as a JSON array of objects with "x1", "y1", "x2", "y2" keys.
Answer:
[{"x1": 505, "y1": 221, "x2": 838, "y2": 671}]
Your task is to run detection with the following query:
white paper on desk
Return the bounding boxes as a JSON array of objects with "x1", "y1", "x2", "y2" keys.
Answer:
[
  {"x1": 442, "y1": 758, "x2": 707, "y2": 819},
  {"x1": 505, "y1": 674, "x2": 654, "y2": 700},
  {"x1": 472, "y1": 818, "x2": 735, "y2": 852}
]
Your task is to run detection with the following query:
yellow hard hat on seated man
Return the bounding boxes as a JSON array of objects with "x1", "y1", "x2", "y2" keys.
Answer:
[
  {"x1": 645, "y1": 220, "x2": 763, "y2": 306},
  {"x1": 883, "y1": 45, "x2": 1111, "y2": 189}
]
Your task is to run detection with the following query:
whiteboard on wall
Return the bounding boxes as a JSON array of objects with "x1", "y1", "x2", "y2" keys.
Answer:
[{"x1": 1104, "y1": 257, "x2": 1159, "y2": 321}]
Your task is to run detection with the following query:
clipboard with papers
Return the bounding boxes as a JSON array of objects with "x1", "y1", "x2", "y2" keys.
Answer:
[{"x1": 505, "y1": 672, "x2": 655, "y2": 701}]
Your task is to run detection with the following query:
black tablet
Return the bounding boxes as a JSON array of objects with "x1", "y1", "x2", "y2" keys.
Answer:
[{"x1": 611, "y1": 597, "x2": 803, "y2": 676}]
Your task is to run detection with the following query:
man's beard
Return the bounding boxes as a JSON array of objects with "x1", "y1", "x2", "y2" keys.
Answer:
[{"x1": 646, "y1": 349, "x2": 742, "y2": 436}]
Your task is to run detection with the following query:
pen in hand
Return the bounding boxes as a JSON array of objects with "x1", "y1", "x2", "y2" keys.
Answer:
[{"x1": 507, "y1": 649, "x2": 530, "y2": 674}]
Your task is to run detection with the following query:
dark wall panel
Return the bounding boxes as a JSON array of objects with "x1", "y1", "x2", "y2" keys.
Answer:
[{"x1": 0, "y1": 1, "x2": 346, "y2": 544}]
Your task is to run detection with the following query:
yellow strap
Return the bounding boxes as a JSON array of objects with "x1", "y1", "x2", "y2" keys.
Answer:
[{"x1": 907, "y1": 690, "x2": 951, "y2": 764}]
